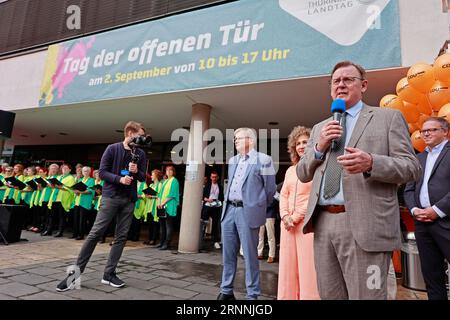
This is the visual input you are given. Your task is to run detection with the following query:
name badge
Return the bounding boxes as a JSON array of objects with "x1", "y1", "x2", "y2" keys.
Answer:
[{"x1": 120, "y1": 169, "x2": 130, "y2": 176}]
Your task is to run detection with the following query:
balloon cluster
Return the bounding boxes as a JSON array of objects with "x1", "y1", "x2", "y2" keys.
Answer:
[{"x1": 380, "y1": 53, "x2": 450, "y2": 152}]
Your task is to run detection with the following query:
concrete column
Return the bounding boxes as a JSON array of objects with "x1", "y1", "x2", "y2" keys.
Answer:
[{"x1": 178, "y1": 103, "x2": 211, "y2": 253}]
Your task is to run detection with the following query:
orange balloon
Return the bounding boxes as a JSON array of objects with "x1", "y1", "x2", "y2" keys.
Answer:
[
  {"x1": 380, "y1": 94, "x2": 403, "y2": 110},
  {"x1": 433, "y1": 53, "x2": 450, "y2": 84},
  {"x1": 428, "y1": 81, "x2": 450, "y2": 111},
  {"x1": 401, "y1": 101, "x2": 420, "y2": 123},
  {"x1": 396, "y1": 77, "x2": 422, "y2": 104},
  {"x1": 411, "y1": 130, "x2": 426, "y2": 152},
  {"x1": 416, "y1": 94, "x2": 433, "y2": 115},
  {"x1": 437, "y1": 102, "x2": 450, "y2": 122},
  {"x1": 416, "y1": 113, "x2": 430, "y2": 128},
  {"x1": 408, "y1": 122, "x2": 419, "y2": 134},
  {"x1": 407, "y1": 63, "x2": 436, "y2": 93}
]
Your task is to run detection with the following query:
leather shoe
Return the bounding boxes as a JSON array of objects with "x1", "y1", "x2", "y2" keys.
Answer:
[
  {"x1": 267, "y1": 257, "x2": 274, "y2": 263},
  {"x1": 257, "y1": 255, "x2": 264, "y2": 260},
  {"x1": 41, "y1": 230, "x2": 52, "y2": 236},
  {"x1": 54, "y1": 232, "x2": 63, "y2": 238},
  {"x1": 217, "y1": 292, "x2": 236, "y2": 300},
  {"x1": 159, "y1": 243, "x2": 168, "y2": 250}
]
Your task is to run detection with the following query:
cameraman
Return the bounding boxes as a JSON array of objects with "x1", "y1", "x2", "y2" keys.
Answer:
[{"x1": 56, "y1": 121, "x2": 147, "y2": 291}]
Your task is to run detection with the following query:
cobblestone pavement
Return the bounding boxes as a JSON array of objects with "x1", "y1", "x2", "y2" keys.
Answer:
[{"x1": 0, "y1": 231, "x2": 431, "y2": 300}]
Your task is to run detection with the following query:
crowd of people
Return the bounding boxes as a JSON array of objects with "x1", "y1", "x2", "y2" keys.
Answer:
[
  {"x1": 0, "y1": 161, "x2": 180, "y2": 249},
  {"x1": 1, "y1": 60, "x2": 448, "y2": 300}
]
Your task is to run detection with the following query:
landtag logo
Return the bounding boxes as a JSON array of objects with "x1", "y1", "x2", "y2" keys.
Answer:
[{"x1": 278, "y1": 0, "x2": 390, "y2": 46}]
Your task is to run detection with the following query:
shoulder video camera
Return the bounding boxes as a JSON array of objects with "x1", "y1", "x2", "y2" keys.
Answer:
[
  {"x1": 129, "y1": 135, "x2": 152, "y2": 148},
  {"x1": 129, "y1": 134, "x2": 152, "y2": 164}
]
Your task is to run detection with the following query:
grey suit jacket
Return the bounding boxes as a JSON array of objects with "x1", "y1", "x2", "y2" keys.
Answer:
[
  {"x1": 297, "y1": 104, "x2": 420, "y2": 252},
  {"x1": 222, "y1": 150, "x2": 276, "y2": 229}
]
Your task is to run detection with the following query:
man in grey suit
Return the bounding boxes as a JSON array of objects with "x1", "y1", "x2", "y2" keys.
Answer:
[
  {"x1": 218, "y1": 128, "x2": 276, "y2": 300},
  {"x1": 297, "y1": 61, "x2": 420, "y2": 299},
  {"x1": 404, "y1": 117, "x2": 450, "y2": 300}
]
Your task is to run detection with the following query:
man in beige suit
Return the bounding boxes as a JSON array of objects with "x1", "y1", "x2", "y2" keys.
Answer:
[{"x1": 297, "y1": 61, "x2": 420, "y2": 299}]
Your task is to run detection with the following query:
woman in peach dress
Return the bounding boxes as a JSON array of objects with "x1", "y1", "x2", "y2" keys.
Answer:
[{"x1": 277, "y1": 126, "x2": 320, "y2": 300}]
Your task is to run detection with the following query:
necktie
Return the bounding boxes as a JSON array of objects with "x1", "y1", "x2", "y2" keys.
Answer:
[{"x1": 323, "y1": 112, "x2": 347, "y2": 199}]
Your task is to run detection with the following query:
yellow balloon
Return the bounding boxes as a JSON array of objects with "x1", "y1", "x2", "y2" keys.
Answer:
[
  {"x1": 401, "y1": 101, "x2": 420, "y2": 123},
  {"x1": 411, "y1": 130, "x2": 426, "y2": 152},
  {"x1": 433, "y1": 53, "x2": 450, "y2": 84},
  {"x1": 416, "y1": 94, "x2": 433, "y2": 115},
  {"x1": 437, "y1": 102, "x2": 450, "y2": 123},
  {"x1": 380, "y1": 94, "x2": 403, "y2": 110},
  {"x1": 407, "y1": 63, "x2": 436, "y2": 93},
  {"x1": 428, "y1": 81, "x2": 450, "y2": 111},
  {"x1": 396, "y1": 77, "x2": 422, "y2": 104}
]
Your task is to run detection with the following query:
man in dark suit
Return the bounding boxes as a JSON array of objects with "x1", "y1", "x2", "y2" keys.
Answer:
[
  {"x1": 404, "y1": 116, "x2": 450, "y2": 300},
  {"x1": 201, "y1": 171, "x2": 224, "y2": 249}
]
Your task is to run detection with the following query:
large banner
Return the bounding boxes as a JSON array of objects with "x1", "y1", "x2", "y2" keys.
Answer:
[{"x1": 39, "y1": 0, "x2": 401, "y2": 106}]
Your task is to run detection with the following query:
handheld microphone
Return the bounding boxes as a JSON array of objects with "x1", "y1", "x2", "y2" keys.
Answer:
[{"x1": 330, "y1": 99, "x2": 346, "y2": 150}]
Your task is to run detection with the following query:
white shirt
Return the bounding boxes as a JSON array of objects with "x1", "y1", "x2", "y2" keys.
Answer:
[
  {"x1": 412, "y1": 139, "x2": 447, "y2": 218},
  {"x1": 209, "y1": 183, "x2": 219, "y2": 200},
  {"x1": 316, "y1": 100, "x2": 363, "y2": 205}
]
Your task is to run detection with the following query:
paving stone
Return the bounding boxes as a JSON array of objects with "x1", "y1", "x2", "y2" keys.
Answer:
[
  {"x1": 26, "y1": 267, "x2": 61, "y2": 276},
  {"x1": 191, "y1": 293, "x2": 216, "y2": 300},
  {"x1": 0, "y1": 268, "x2": 26, "y2": 277},
  {"x1": 21, "y1": 291, "x2": 76, "y2": 300},
  {"x1": 0, "y1": 277, "x2": 12, "y2": 285},
  {"x1": 8, "y1": 274, "x2": 54, "y2": 285},
  {"x1": 123, "y1": 254, "x2": 154, "y2": 262},
  {"x1": 0, "y1": 293, "x2": 16, "y2": 300},
  {"x1": 150, "y1": 264, "x2": 171, "y2": 270},
  {"x1": 152, "y1": 270, "x2": 185, "y2": 279},
  {"x1": 113, "y1": 286, "x2": 164, "y2": 300},
  {"x1": 44, "y1": 261, "x2": 72, "y2": 268},
  {"x1": 120, "y1": 271, "x2": 158, "y2": 281},
  {"x1": 185, "y1": 283, "x2": 220, "y2": 295},
  {"x1": 151, "y1": 285, "x2": 197, "y2": 299},
  {"x1": 36, "y1": 280, "x2": 61, "y2": 292},
  {"x1": 0, "y1": 282, "x2": 41, "y2": 297},
  {"x1": 119, "y1": 277, "x2": 161, "y2": 291},
  {"x1": 79, "y1": 279, "x2": 121, "y2": 293},
  {"x1": 66, "y1": 288, "x2": 122, "y2": 300},
  {"x1": 149, "y1": 277, "x2": 192, "y2": 288},
  {"x1": 46, "y1": 272, "x2": 72, "y2": 280},
  {"x1": 182, "y1": 276, "x2": 218, "y2": 286}
]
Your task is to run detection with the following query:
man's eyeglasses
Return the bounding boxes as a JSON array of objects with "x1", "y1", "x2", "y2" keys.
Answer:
[
  {"x1": 329, "y1": 77, "x2": 365, "y2": 87},
  {"x1": 234, "y1": 136, "x2": 249, "y2": 142},
  {"x1": 419, "y1": 127, "x2": 443, "y2": 135}
]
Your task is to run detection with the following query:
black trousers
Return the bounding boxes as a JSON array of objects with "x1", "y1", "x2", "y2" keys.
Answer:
[
  {"x1": 201, "y1": 205, "x2": 222, "y2": 243},
  {"x1": 128, "y1": 216, "x2": 142, "y2": 241},
  {"x1": 50, "y1": 202, "x2": 66, "y2": 234},
  {"x1": 415, "y1": 221, "x2": 450, "y2": 300},
  {"x1": 31, "y1": 205, "x2": 41, "y2": 228},
  {"x1": 159, "y1": 216, "x2": 174, "y2": 245},
  {"x1": 73, "y1": 206, "x2": 90, "y2": 238},
  {"x1": 42, "y1": 203, "x2": 56, "y2": 233},
  {"x1": 148, "y1": 216, "x2": 160, "y2": 242}
]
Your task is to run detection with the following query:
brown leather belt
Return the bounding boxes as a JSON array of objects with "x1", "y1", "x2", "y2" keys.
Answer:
[{"x1": 318, "y1": 205, "x2": 346, "y2": 214}]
